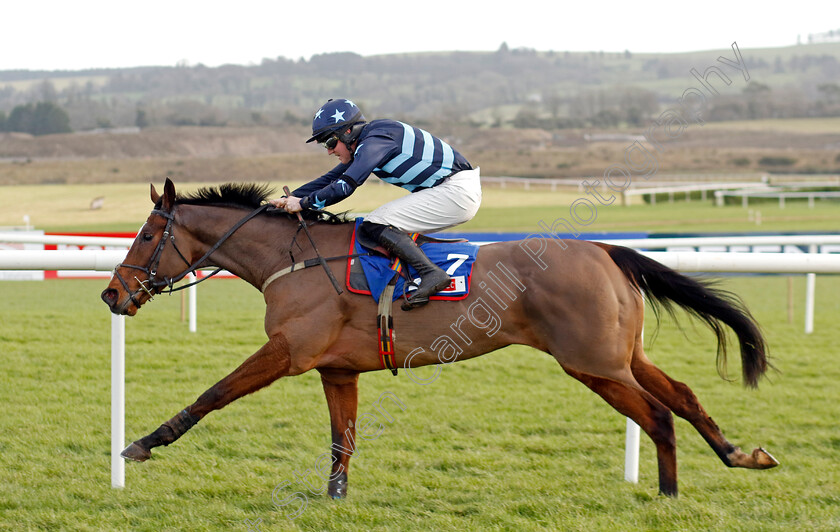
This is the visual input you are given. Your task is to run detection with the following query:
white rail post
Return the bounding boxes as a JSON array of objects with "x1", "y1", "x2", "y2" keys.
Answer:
[
  {"x1": 625, "y1": 296, "x2": 643, "y2": 483},
  {"x1": 624, "y1": 418, "x2": 641, "y2": 483},
  {"x1": 189, "y1": 273, "x2": 198, "y2": 333},
  {"x1": 111, "y1": 313, "x2": 125, "y2": 488},
  {"x1": 805, "y1": 245, "x2": 817, "y2": 334}
]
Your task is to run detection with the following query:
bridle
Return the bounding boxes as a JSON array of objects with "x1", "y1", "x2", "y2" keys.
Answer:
[{"x1": 112, "y1": 204, "x2": 269, "y2": 310}]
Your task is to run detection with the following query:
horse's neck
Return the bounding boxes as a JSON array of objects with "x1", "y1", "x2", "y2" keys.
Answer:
[
  {"x1": 176, "y1": 205, "x2": 277, "y2": 287},
  {"x1": 177, "y1": 205, "x2": 351, "y2": 289}
]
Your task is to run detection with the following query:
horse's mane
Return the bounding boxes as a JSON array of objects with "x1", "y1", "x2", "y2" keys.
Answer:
[
  {"x1": 176, "y1": 182, "x2": 273, "y2": 209},
  {"x1": 172, "y1": 182, "x2": 350, "y2": 223}
]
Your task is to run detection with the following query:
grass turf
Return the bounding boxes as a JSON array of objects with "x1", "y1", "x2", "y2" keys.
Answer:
[
  {"x1": 1, "y1": 172, "x2": 838, "y2": 530},
  {"x1": 1, "y1": 275, "x2": 839, "y2": 531}
]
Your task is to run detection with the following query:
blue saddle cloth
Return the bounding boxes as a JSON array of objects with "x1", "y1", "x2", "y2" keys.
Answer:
[{"x1": 350, "y1": 219, "x2": 479, "y2": 303}]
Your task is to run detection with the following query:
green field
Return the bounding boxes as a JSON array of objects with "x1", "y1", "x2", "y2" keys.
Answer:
[
  {"x1": 2, "y1": 179, "x2": 839, "y2": 234},
  {"x1": 1, "y1": 178, "x2": 839, "y2": 530},
  {"x1": 1, "y1": 275, "x2": 839, "y2": 531}
]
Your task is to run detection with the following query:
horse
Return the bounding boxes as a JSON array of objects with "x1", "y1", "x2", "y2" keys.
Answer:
[{"x1": 100, "y1": 178, "x2": 778, "y2": 499}]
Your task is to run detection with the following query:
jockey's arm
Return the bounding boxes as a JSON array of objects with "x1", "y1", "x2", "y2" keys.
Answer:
[
  {"x1": 297, "y1": 176, "x2": 358, "y2": 210},
  {"x1": 268, "y1": 175, "x2": 358, "y2": 213},
  {"x1": 290, "y1": 171, "x2": 344, "y2": 198},
  {"x1": 269, "y1": 167, "x2": 354, "y2": 212},
  {"x1": 295, "y1": 138, "x2": 391, "y2": 210}
]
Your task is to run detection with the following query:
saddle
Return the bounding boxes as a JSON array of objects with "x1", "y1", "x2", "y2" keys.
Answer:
[
  {"x1": 345, "y1": 219, "x2": 478, "y2": 303},
  {"x1": 345, "y1": 219, "x2": 479, "y2": 375}
]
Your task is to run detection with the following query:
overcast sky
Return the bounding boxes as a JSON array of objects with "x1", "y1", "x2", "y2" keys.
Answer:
[{"x1": 4, "y1": 1, "x2": 838, "y2": 71}]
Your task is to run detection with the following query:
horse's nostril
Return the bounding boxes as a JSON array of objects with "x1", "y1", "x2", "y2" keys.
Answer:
[{"x1": 101, "y1": 288, "x2": 118, "y2": 305}]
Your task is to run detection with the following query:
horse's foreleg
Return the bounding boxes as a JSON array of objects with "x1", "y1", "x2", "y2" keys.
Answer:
[
  {"x1": 562, "y1": 366, "x2": 679, "y2": 496},
  {"x1": 122, "y1": 334, "x2": 291, "y2": 462},
  {"x1": 318, "y1": 369, "x2": 360, "y2": 499},
  {"x1": 630, "y1": 354, "x2": 779, "y2": 470}
]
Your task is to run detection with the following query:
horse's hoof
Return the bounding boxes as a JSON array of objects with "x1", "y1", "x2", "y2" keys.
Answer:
[
  {"x1": 121, "y1": 442, "x2": 151, "y2": 462},
  {"x1": 328, "y1": 472, "x2": 348, "y2": 499},
  {"x1": 753, "y1": 447, "x2": 779, "y2": 469}
]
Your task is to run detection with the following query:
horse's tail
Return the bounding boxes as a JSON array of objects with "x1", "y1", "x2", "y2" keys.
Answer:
[{"x1": 596, "y1": 243, "x2": 769, "y2": 388}]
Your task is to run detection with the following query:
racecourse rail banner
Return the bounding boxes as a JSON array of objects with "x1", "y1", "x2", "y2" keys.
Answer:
[{"x1": 2, "y1": 230, "x2": 839, "y2": 280}]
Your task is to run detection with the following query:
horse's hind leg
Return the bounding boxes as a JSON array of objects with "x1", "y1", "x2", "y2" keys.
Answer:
[
  {"x1": 562, "y1": 366, "x2": 679, "y2": 496},
  {"x1": 121, "y1": 333, "x2": 292, "y2": 461},
  {"x1": 630, "y1": 345, "x2": 778, "y2": 470}
]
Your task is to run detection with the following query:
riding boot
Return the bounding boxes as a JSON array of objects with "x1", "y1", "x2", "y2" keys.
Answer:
[{"x1": 375, "y1": 226, "x2": 451, "y2": 310}]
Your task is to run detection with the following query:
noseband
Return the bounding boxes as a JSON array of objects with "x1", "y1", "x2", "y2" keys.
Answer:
[{"x1": 113, "y1": 205, "x2": 269, "y2": 309}]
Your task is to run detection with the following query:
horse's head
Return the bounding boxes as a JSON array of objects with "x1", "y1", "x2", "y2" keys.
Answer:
[{"x1": 101, "y1": 178, "x2": 192, "y2": 315}]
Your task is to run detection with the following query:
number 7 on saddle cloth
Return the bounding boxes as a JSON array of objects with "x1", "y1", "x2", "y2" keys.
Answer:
[{"x1": 346, "y1": 219, "x2": 479, "y2": 304}]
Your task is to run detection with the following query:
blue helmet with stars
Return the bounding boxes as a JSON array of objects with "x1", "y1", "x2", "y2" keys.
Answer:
[{"x1": 306, "y1": 99, "x2": 366, "y2": 144}]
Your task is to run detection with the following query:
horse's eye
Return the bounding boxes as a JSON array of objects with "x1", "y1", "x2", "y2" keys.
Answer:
[{"x1": 142, "y1": 233, "x2": 154, "y2": 241}]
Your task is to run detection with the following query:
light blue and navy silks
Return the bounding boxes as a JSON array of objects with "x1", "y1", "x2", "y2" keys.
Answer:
[
  {"x1": 346, "y1": 219, "x2": 478, "y2": 303},
  {"x1": 295, "y1": 119, "x2": 473, "y2": 210}
]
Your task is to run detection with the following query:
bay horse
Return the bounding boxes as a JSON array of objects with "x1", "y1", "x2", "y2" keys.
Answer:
[{"x1": 101, "y1": 178, "x2": 778, "y2": 498}]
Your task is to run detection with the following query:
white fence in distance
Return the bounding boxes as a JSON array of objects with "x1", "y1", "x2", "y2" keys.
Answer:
[
  {"x1": 715, "y1": 189, "x2": 840, "y2": 208},
  {"x1": 621, "y1": 182, "x2": 769, "y2": 206}
]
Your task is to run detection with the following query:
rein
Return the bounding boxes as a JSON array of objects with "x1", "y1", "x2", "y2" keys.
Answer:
[
  {"x1": 113, "y1": 204, "x2": 270, "y2": 305},
  {"x1": 282, "y1": 185, "x2": 344, "y2": 295}
]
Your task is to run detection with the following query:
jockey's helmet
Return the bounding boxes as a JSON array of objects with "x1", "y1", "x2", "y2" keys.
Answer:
[{"x1": 306, "y1": 99, "x2": 366, "y2": 145}]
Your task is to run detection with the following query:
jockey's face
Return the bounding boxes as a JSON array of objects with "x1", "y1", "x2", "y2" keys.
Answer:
[{"x1": 327, "y1": 129, "x2": 355, "y2": 164}]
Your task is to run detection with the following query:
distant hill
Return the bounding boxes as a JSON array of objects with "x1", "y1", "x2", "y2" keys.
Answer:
[{"x1": 2, "y1": 42, "x2": 840, "y2": 134}]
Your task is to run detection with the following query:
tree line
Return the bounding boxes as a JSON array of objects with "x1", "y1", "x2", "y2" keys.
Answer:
[
  {"x1": 0, "y1": 101, "x2": 71, "y2": 136},
  {"x1": 1, "y1": 44, "x2": 840, "y2": 134}
]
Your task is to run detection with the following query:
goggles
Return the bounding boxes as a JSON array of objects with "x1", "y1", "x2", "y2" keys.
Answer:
[{"x1": 322, "y1": 135, "x2": 340, "y2": 150}]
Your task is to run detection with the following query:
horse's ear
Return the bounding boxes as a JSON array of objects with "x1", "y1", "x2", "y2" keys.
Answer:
[
  {"x1": 161, "y1": 177, "x2": 176, "y2": 211},
  {"x1": 150, "y1": 183, "x2": 160, "y2": 204}
]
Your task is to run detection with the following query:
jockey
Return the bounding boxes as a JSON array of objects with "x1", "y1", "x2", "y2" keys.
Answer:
[{"x1": 271, "y1": 98, "x2": 482, "y2": 310}]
